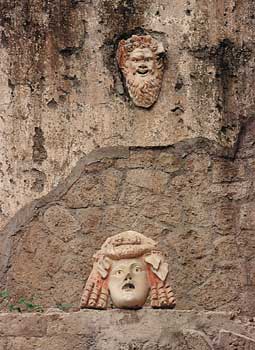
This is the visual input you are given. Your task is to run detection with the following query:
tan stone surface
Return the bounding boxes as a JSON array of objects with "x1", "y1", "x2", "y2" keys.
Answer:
[
  {"x1": 126, "y1": 169, "x2": 169, "y2": 194},
  {"x1": 1, "y1": 129, "x2": 255, "y2": 313},
  {"x1": 0, "y1": 1, "x2": 254, "y2": 347},
  {"x1": 43, "y1": 205, "x2": 81, "y2": 241},
  {"x1": 0, "y1": 311, "x2": 255, "y2": 350},
  {"x1": 0, "y1": 0, "x2": 254, "y2": 229},
  {"x1": 217, "y1": 331, "x2": 255, "y2": 350}
]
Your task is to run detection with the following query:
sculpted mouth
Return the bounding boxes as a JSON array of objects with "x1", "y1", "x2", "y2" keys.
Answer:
[
  {"x1": 122, "y1": 282, "x2": 135, "y2": 290},
  {"x1": 137, "y1": 69, "x2": 149, "y2": 75}
]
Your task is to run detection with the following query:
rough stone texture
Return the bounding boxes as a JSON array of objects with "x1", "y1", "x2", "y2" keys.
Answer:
[
  {"x1": 43, "y1": 206, "x2": 81, "y2": 241},
  {"x1": 0, "y1": 130, "x2": 255, "y2": 314},
  {"x1": 0, "y1": 310, "x2": 254, "y2": 350},
  {"x1": 0, "y1": 0, "x2": 254, "y2": 229},
  {"x1": 0, "y1": 5, "x2": 255, "y2": 345},
  {"x1": 217, "y1": 330, "x2": 255, "y2": 350}
]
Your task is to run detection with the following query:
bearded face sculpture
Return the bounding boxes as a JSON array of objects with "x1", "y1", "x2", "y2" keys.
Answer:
[
  {"x1": 117, "y1": 35, "x2": 166, "y2": 108},
  {"x1": 80, "y1": 231, "x2": 176, "y2": 310}
]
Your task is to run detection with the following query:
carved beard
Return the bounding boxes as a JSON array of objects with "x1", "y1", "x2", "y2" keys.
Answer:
[{"x1": 125, "y1": 69, "x2": 163, "y2": 108}]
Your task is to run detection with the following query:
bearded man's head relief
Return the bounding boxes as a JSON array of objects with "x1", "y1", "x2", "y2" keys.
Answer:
[
  {"x1": 117, "y1": 35, "x2": 166, "y2": 108},
  {"x1": 80, "y1": 231, "x2": 176, "y2": 310}
]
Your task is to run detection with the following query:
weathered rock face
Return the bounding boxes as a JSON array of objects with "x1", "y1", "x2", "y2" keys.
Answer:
[
  {"x1": 0, "y1": 0, "x2": 254, "y2": 229},
  {"x1": 0, "y1": 132, "x2": 255, "y2": 314},
  {"x1": 0, "y1": 310, "x2": 255, "y2": 350}
]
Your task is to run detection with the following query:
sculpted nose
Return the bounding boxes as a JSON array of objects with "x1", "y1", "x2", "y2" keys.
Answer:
[{"x1": 124, "y1": 273, "x2": 132, "y2": 281}]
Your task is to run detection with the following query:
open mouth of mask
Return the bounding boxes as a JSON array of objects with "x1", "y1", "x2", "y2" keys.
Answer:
[
  {"x1": 137, "y1": 68, "x2": 149, "y2": 75},
  {"x1": 122, "y1": 282, "x2": 135, "y2": 291}
]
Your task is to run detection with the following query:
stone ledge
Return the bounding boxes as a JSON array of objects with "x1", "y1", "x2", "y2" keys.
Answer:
[{"x1": 0, "y1": 310, "x2": 254, "y2": 349}]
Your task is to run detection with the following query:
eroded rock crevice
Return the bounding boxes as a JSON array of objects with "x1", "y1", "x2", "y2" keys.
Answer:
[{"x1": 32, "y1": 127, "x2": 47, "y2": 164}]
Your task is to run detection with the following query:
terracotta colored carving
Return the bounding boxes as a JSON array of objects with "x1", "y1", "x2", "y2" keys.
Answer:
[
  {"x1": 117, "y1": 35, "x2": 166, "y2": 108},
  {"x1": 80, "y1": 231, "x2": 176, "y2": 310}
]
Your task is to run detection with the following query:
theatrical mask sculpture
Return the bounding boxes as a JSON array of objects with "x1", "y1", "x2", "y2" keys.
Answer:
[
  {"x1": 80, "y1": 231, "x2": 176, "y2": 309},
  {"x1": 117, "y1": 35, "x2": 166, "y2": 108}
]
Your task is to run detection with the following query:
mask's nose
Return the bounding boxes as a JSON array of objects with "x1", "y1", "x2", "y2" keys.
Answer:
[{"x1": 124, "y1": 273, "x2": 132, "y2": 281}]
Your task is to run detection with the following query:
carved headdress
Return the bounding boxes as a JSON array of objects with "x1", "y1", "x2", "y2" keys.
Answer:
[{"x1": 80, "y1": 231, "x2": 176, "y2": 309}]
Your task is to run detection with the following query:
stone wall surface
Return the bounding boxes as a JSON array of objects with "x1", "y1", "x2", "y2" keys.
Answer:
[
  {"x1": 0, "y1": 0, "x2": 254, "y2": 229},
  {"x1": 0, "y1": 310, "x2": 255, "y2": 350},
  {"x1": 1, "y1": 1, "x2": 255, "y2": 343},
  {"x1": 0, "y1": 133, "x2": 255, "y2": 313}
]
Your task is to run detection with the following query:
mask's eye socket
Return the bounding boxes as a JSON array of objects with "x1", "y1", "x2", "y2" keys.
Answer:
[
  {"x1": 114, "y1": 269, "x2": 123, "y2": 276},
  {"x1": 133, "y1": 266, "x2": 142, "y2": 273}
]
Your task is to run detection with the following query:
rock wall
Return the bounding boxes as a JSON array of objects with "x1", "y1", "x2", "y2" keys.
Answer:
[
  {"x1": 1, "y1": 137, "x2": 255, "y2": 314},
  {"x1": 0, "y1": 3, "x2": 255, "y2": 344},
  {"x1": 0, "y1": 310, "x2": 255, "y2": 349},
  {"x1": 0, "y1": 0, "x2": 254, "y2": 229}
]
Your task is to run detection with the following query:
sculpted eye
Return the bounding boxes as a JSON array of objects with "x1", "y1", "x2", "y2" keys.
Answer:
[
  {"x1": 115, "y1": 270, "x2": 123, "y2": 276},
  {"x1": 134, "y1": 266, "x2": 142, "y2": 273},
  {"x1": 132, "y1": 57, "x2": 143, "y2": 62}
]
